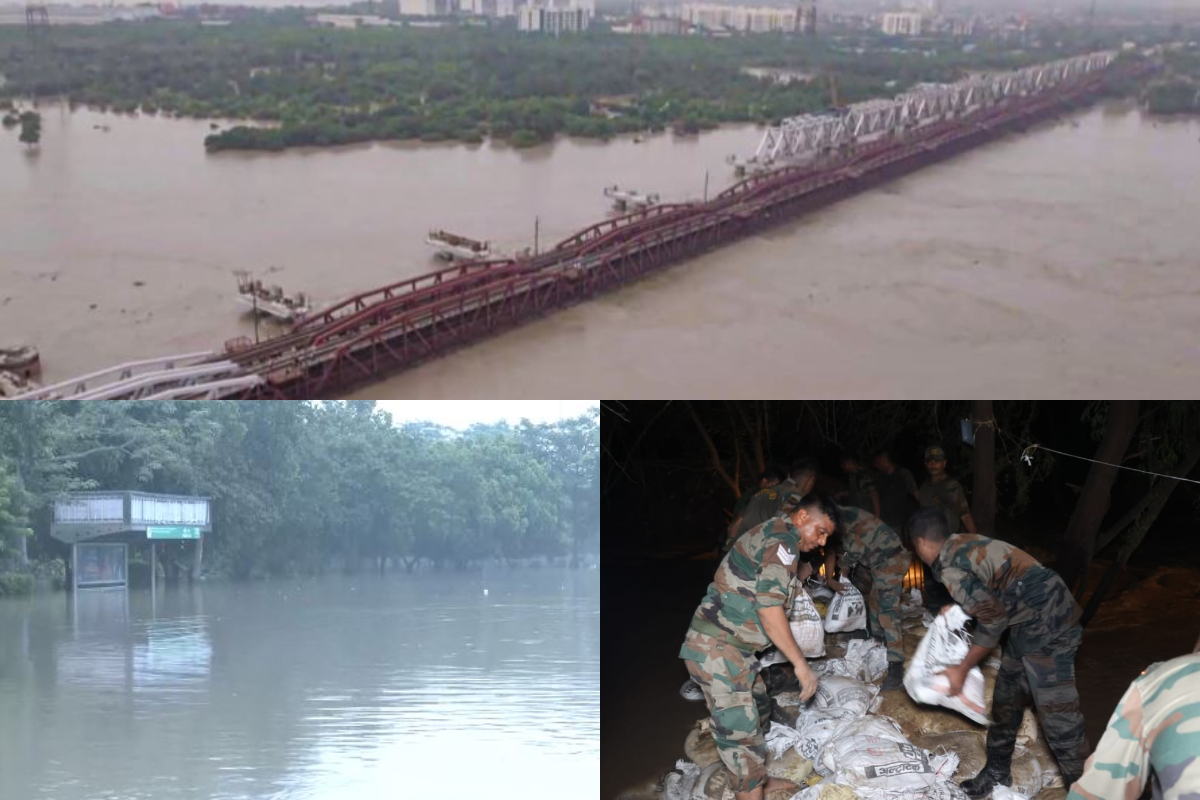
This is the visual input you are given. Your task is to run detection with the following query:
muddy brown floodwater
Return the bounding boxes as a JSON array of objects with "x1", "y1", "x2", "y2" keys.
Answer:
[{"x1": 1, "y1": 101, "x2": 1198, "y2": 395}]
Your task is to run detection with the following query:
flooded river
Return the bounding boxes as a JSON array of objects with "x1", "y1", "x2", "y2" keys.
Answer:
[
  {"x1": 0, "y1": 568, "x2": 599, "y2": 800},
  {"x1": 2, "y1": 101, "x2": 1198, "y2": 394}
]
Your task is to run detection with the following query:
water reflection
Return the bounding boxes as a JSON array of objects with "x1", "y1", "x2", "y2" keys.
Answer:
[{"x1": 0, "y1": 568, "x2": 598, "y2": 800}]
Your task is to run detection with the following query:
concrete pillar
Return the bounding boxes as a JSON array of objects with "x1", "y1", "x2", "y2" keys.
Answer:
[
  {"x1": 190, "y1": 536, "x2": 203, "y2": 584},
  {"x1": 150, "y1": 542, "x2": 156, "y2": 596}
]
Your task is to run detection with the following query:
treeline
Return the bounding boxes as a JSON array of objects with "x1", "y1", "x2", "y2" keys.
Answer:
[
  {"x1": 0, "y1": 402, "x2": 599, "y2": 590},
  {"x1": 0, "y1": 20, "x2": 1097, "y2": 152},
  {"x1": 1145, "y1": 51, "x2": 1200, "y2": 114}
]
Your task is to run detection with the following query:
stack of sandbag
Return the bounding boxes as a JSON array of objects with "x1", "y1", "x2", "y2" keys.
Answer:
[
  {"x1": 824, "y1": 581, "x2": 868, "y2": 633},
  {"x1": 903, "y1": 605, "x2": 989, "y2": 725},
  {"x1": 816, "y1": 716, "x2": 961, "y2": 800},
  {"x1": 909, "y1": 730, "x2": 1063, "y2": 797},
  {"x1": 812, "y1": 639, "x2": 888, "y2": 684},
  {"x1": 775, "y1": 675, "x2": 880, "y2": 761}
]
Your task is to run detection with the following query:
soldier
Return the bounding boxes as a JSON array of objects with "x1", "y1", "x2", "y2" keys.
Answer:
[
  {"x1": 873, "y1": 448, "x2": 919, "y2": 533},
  {"x1": 918, "y1": 445, "x2": 976, "y2": 613},
  {"x1": 839, "y1": 453, "x2": 881, "y2": 518},
  {"x1": 681, "y1": 493, "x2": 843, "y2": 800},
  {"x1": 918, "y1": 445, "x2": 976, "y2": 534},
  {"x1": 723, "y1": 466, "x2": 786, "y2": 554},
  {"x1": 1067, "y1": 633, "x2": 1200, "y2": 800},
  {"x1": 822, "y1": 505, "x2": 910, "y2": 690},
  {"x1": 727, "y1": 458, "x2": 819, "y2": 543},
  {"x1": 908, "y1": 508, "x2": 1088, "y2": 798}
]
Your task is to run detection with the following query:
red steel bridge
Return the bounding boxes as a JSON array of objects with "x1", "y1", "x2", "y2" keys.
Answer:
[{"x1": 14, "y1": 51, "x2": 1145, "y2": 400}]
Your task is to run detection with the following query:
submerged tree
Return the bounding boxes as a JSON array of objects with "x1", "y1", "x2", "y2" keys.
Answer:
[{"x1": 18, "y1": 110, "x2": 41, "y2": 149}]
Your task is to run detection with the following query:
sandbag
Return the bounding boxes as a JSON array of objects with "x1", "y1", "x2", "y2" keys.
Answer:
[
  {"x1": 792, "y1": 588, "x2": 827, "y2": 658},
  {"x1": 824, "y1": 582, "x2": 867, "y2": 633},
  {"x1": 818, "y1": 716, "x2": 957, "y2": 792},
  {"x1": 793, "y1": 706, "x2": 860, "y2": 761},
  {"x1": 993, "y1": 786, "x2": 1031, "y2": 800},
  {"x1": 913, "y1": 730, "x2": 987, "y2": 782},
  {"x1": 812, "y1": 675, "x2": 878, "y2": 717},
  {"x1": 903, "y1": 605, "x2": 989, "y2": 725},
  {"x1": 807, "y1": 577, "x2": 836, "y2": 602}
]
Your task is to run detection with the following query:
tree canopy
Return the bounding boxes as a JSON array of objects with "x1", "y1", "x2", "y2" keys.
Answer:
[{"x1": 0, "y1": 401, "x2": 599, "y2": 585}]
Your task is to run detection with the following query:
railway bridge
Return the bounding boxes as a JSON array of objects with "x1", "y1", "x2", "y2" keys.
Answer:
[{"x1": 11, "y1": 51, "x2": 1138, "y2": 400}]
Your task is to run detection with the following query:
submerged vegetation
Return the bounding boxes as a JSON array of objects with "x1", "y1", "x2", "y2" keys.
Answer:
[
  {"x1": 1145, "y1": 51, "x2": 1200, "y2": 114},
  {"x1": 0, "y1": 18, "x2": 1100, "y2": 152},
  {"x1": 0, "y1": 402, "x2": 599, "y2": 588}
]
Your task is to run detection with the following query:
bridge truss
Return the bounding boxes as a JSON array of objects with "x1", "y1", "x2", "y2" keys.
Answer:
[{"x1": 753, "y1": 51, "x2": 1117, "y2": 164}]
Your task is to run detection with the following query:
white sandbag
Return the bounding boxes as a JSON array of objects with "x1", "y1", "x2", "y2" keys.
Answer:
[
  {"x1": 903, "y1": 605, "x2": 989, "y2": 726},
  {"x1": 993, "y1": 786, "x2": 1031, "y2": 800},
  {"x1": 812, "y1": 674, "x2": 878, "y2": 717},
  {"x1": 660, "y1": 760, "x2": 703, "y2": 800},
  {"x1": 844, "y1": 640, "x2": 889, "y2": 683},
  {"x1": 807, "y1": 577, "x2": 836, "y2": 602},
  {"x1": 680, "y1": 678, "x2": 707, "y2": 701},
  {"x1": 766, "y1": 721, "x2": 808, "y2": 759},
  {"x1": 793, "y1": 705, "x2": 860, "y2": 761},
  {"x1": 819, "y1": 716, "x2": 957, "y2": 791},
  {"x1": 792, "y1": 588, "x2": 827, "y2": 658},
  {"x1": 824, "y1": 581, "x2": 867, "y2": 633}
]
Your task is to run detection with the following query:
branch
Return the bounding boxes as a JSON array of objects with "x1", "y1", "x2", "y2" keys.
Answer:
[
  {"x1": 48, "y1": 441, "x2": 138, "y2": 463},
  {"x1": 686, "y1": 401, "x2": 739, "y2": 495}
]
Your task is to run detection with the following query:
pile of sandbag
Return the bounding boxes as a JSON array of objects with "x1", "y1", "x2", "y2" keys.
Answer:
[
  {"x1": 813, "y1": 639, "x2": 889, "y2": 684},
  {"x1": 903, "y1": 605, "x2": 989, "y2": 725},
  {"x1": 808, "y1": 716, "x2": 963, "y2": 800}
]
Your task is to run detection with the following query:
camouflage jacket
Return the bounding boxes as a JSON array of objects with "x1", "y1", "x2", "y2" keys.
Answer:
[
  {"x1": 1067, "y1": 652, "x2": 1200, "y2": 800},
  {"x1": 932, "y1": 534, "x2": 1081, "y2": 652},
  {"x1": 834, "y1": 505, "x2": 908, "y2": 576},
  {"x1": 847, "y1": 471, "x2": 878, "y2": 515},
  {"x1": 735, "y1": 478, "x2": 806, "y2": 537},
  {"x1": 691, "y1": 516, "x2": 803, "y2": 650},
  {"x1": 919, "y1": 476, "x2": 971, "y2": 533}
]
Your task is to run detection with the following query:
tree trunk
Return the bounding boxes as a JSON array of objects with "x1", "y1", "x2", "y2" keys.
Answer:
[
  {"x1": 971, "y1": 401, "x2": 997, "y2": 536},
  {"x1": 1080, "y1": 437, "x2": 1200, "y2": 626},
  {"x1": 686, "y1": 401, "x2": 739, "y2": 496},
  {"x1": 1057, "y1": 401, "x2": 1140, "y2": 596}
]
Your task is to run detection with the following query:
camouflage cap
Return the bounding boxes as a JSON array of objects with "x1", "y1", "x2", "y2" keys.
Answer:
[{"x1": 924, "y1": 445, "x2": 947, "y2": 461}]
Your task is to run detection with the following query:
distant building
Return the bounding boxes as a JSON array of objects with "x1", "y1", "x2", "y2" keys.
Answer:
[
  {"x1": 458, "y1": 0, "x2": 517, "y2": 16},
  {"x1": 950, "y1": 17, "x2": 975, "y2": 36},
  {"x1": 681, "y1": 3, "x2": 810, "y2": 34},
  {"x1": 518, "y1": 4, "x2": 591, "y2": 34},
  {"x1": 398, "y1": 0, "x2": 452, "y2": 17},
  {"x1": 631, "y1": 15, "x2": 687, "y2": 35},
  {"x1": 881, "y1": 11, "x2": 922, "y2": 36},
  {"x1": 314, "y1": 12, "x2": 398, "y2": 27}
]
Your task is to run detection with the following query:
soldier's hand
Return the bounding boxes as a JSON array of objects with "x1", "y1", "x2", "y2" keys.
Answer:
[
  {"x1": 828, "y1": 578, "x2": 847, "y2": 595},
  {"x1": 794, "y1": 661, "x2": 818, "y2": 703},
  {"x1": 937, "y1": 664, "x2": 968, "y2": 698}
]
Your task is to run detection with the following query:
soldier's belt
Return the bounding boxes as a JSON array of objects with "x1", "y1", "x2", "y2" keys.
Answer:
[{"x1": 687, "y1": 618, "x2": 759, "y2": 655}]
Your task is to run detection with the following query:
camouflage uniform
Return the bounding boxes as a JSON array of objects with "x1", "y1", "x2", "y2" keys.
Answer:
[
  {"x1": 919, "y1": 475, "x2": 972, "y2": 534},
  {"x1": 1067, "y1": 652, "x2": 1200, "y2": 800},
  {"x1": 932, "y1": 534, "x2": 1088, "y2": 782},
  {"x1": 733, "y1": 478, "x2": 807, "y2": 538},
  {"x1": 847, "y1": 470, "x2": 878, "y2": 515},
  {"x1": 680, "y1": 516, "x2": 804, "y2": 793},
  {"x1": 834, "y1": 505, "x2": 909, "y2": 664},
  {"x1": 919, "y1": 473, "x2": 972, "y2": 612}
]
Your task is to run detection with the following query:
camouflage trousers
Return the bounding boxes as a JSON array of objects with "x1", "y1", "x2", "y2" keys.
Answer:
[
  {"x1": 852, "y1": 560, "x2": 906, "y2": 664},
  {"x1": 987, "y1": 623, "x2": 1088, "y2": 782},
  {"x1": 679, "y1": 630, "x2": 770, "y2": 793},
  {"x1": 867, "y1": 560, "x2": 907, "y2": 664}
]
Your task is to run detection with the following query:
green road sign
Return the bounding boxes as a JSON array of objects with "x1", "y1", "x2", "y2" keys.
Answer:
[{"x1": 146, "y1": 526, "x2": 201, "y2": 540}]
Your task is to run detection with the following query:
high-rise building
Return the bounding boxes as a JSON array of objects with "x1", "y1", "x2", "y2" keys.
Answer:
[
  {"x1": 881, "y1": 11, "x2": 922, "y2": 36},
  {"x1": 518, "y1": 3, "x2": 591, "y2": 34}
]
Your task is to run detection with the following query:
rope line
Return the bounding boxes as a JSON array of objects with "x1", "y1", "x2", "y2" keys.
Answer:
[{"x1": 970, "y1": 418, "x2": 1200, "y2": 486}]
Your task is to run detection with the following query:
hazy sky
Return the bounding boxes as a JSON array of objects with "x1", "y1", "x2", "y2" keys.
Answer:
[{"x1": 373, "y1": 400, "x2": 597, "y2": 430}]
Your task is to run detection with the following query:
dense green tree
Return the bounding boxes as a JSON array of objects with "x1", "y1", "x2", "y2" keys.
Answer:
[{"x1": 0, "y1": 401, "x2": 598, "y2": 588}]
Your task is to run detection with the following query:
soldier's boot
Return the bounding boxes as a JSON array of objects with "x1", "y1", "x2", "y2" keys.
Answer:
[
  {"x1": 1059, "y1": 771, "x2": 1083, "y2": 792},
  {"x1": 960, "y1": 761, "x2": 1012, "y2": 799},
  {"x1": 882, "y1": 661, "x2": 905, "y2": 691},
  {"x1": 845, "y1": 629, "x2": 871, "y2": 640}
]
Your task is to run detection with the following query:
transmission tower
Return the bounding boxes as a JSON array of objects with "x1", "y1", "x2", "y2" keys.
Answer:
[{"x1": 25, "y1": 2, "x2": 50, "y2": 47}]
